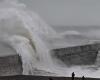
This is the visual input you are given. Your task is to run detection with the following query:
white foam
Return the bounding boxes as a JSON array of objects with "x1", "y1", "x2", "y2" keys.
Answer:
[{"x1": 0, "y1": 0, "x2": 100, "y2": 78}]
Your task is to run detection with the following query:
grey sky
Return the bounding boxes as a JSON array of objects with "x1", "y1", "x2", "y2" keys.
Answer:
[{"x1": 21, "y1": 0, "x2": 100, "y2": 26}]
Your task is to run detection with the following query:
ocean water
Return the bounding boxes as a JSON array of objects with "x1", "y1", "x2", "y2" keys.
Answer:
[{"x1": 1, "y1": 0, "x2": 100, "y2": 78}]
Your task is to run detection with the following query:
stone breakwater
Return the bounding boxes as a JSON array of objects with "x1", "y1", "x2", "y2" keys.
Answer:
[{"x1": 52, "y1": 43, "x2": 100, "y2": 65}]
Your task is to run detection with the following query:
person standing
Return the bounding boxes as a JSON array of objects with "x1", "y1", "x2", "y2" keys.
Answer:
[
  {"x1": 72, "y1": 72, "x2": 75, "y2": 80},
  {"x1": 82, "y1": 76, "x2": 85, "y2": 80}
]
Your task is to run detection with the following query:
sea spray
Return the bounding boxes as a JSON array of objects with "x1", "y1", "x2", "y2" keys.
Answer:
[
  {"x1": 1, "y1": 0, "x2": 100, "y2": 78},
  {"x1": 0, "y1": 0, "x2": 58, "y2": 75}
]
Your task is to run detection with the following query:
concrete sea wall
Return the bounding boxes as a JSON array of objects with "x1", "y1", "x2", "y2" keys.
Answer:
[
  {"x1": 0, "y1": 55, "x2": 22, "y2": 76},
  {"x1": 52, "y1": 43, "x2": 100, "y2": 65}
]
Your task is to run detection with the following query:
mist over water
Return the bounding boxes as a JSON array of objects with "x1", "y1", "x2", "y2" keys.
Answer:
[{"x1": 1, "y1": 0, "x2": 100, "y2": 78}]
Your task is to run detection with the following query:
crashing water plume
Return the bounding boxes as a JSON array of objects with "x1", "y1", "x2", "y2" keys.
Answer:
[
  {"x1": 0, "y1": 0, "x2": 58, "y2": 75},
  {"x1": 1, "y1": 0, "x2": 100, "y2": 78}
]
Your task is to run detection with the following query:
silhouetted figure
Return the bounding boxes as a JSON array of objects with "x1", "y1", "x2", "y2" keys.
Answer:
[
  {"x1": 72, "y1": 72, "x2": 75, "y2": 80},
  {"x1": 82, "y1": 76, "x2": 85, "y2": 80}
]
